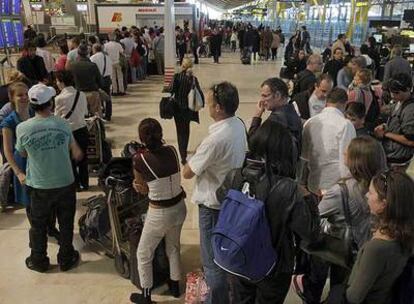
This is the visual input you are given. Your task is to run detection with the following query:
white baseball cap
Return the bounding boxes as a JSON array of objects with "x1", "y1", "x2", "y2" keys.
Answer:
[{"x1": 28, "y1": 83, "x2": 56, "y2": 105}]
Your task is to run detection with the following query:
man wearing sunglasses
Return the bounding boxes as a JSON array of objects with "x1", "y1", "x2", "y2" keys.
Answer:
[{"x1": 374, "y1": 73, "x2": 414, "y2": 170}]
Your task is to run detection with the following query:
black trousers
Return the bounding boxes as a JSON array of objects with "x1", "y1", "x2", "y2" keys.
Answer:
[
  {"x1": 28, "y1": 183, "x2": 77, "y2": 265},
  {"x1": 271, "y1": 48, "x2": 278, "y2": 60},
  {"x1": 174, "y1": 117, "x2": 190, "y2": 165},
  {"x1": 193, "y1": 48, "x2": 199, "y2": 64},
  {"x1": 102, "y1": 76, "x2": 112, "y2": 120},
  {"x1": 302, "y1": 256, "x2": 350, "y2": 304},
  {"x1": 72, "y1": 127, "x2": 89, "y2": 188},
  {"x1": 232, "y1": 271, "x2": 291, "y2": 304}
]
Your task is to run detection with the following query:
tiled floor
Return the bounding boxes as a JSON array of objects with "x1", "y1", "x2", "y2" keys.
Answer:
[{"x1": 0, "y1": 51, "x2": 308, "y2": 304}]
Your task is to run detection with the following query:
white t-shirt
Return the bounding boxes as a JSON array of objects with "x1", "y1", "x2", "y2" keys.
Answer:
[
  {"x1": 54, "y1": 86, "x2": 88, "y2": 131},
  {"x1": 188, "y1": 116, "x2": 247, "y2": 209},
  {"x1": 104, "y1": 41, "x2": 124, "y2": 64},
  {"x1": 36, "y1": 48, "x2": 55, "y2": 73},
  {"x1": 301, "y1": 107, "x2": 356, "y2": 194},
  {"x1": 120, "y1": 37, "x2": 135, "y2": 57},
  {"x1": 90, "y1": 52, "x2": 113, "y2": 77}
]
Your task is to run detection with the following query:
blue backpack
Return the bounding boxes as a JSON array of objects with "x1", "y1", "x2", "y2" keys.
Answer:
[{"x1": 212, "y1": 181, "x2": 278, "y2": 282}]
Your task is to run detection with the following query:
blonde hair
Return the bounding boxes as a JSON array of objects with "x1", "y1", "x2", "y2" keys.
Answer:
[
  {"x1": 8, "y1": 82, "x2": 28, "y2": 109},
  {"x1": 356, "y1": 69, "x2": 372, "y2": 85},
  {"x1": 181, "y1": 58, "x2": 193, "y2": 74},
  {"x1": 7, "y1": 71, "x2": 26, "y2": 84}
]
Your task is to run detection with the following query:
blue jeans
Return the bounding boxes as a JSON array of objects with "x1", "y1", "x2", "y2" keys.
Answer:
[{"x1": 199, "y1": 205, "x2": 229, "y2": 304}]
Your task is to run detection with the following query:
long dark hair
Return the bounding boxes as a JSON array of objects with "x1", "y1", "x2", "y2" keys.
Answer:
[
  {"x1": 138, "y1": 118, "x2": 164, "y2": 151},
  {"x1": 248, "y1": 120, "x2": 296, "y2": 178},
  {"x1": 372, "y1": 171, "x2": 414, "y2": 251},
  {"x1": 346, "y1": 136, "x2": 387, "y2": 189}
]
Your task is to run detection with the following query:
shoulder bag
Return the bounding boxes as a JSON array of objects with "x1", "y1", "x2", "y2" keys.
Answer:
[
  {"x1": 188, "y1": 76, "x2": 204, "y2": 112},
  {"x1": 303, "y1": 182, "x2": 358, "y2": 269},
  {"x1": 64, "y1": 90, "x2": 81, "y2": 120}
]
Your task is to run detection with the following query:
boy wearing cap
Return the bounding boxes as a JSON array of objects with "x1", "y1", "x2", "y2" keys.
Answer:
[{"x1": 15, "y1": 83, "x2": 83, "y2": 272}]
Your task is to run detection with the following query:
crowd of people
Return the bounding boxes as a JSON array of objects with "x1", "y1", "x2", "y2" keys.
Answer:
[{"x1": 1, "y1": 23, "x2": 414, "y2": 304}]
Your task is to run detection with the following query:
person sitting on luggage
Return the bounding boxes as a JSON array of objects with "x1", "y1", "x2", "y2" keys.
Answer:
[
  {"x1": 325, "y1": 170, "x2": 414, "y2": 304},
  {"x1": 291, "y1": 73, "x2": 333, "y2": 122},
  {"x1": 217, "y1": 120, "x2": 320, "y2": 304},
  {"x1": 292, "y1": 136, "x2": 388, "y2": 304},
  {"x1": 130, "y1": 118, "x2": 187, "y2": 304},
  {"x1": 345, "y1": 102, "x2": 370, "y2": 137},
  {"x1": 55, "y1": 70, "x2": 89, "y2": 191}
]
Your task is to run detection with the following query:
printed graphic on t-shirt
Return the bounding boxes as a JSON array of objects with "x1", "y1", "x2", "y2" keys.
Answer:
[{"x1": 22, "y1": 128, "x2": 70, "y2": 152}]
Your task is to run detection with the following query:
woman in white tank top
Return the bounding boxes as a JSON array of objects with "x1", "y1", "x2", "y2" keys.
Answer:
[{"x1": 130, "y1": 118, "x2": 187, "y2": 304}]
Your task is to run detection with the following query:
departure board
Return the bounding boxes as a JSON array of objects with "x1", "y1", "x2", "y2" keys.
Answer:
[
  {"x1": 11, "y1": 0, "x2": 20, "y2": 15},
  {"x1": 1, "y1": 19, "x2": 16, "y2": 47},
  {"x1": 1, "y1": 0, "x2": 11, "y2": 15},
  {"x1": 0, "y1": 25, "x2": 4, "y2": 48},
  {"x1": 13, "y1": 19, "x2": 22, "y2": 46}
]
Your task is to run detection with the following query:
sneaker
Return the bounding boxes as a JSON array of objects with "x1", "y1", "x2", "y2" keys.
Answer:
[
  {"x1": 168, "y1": 279, "x2": 181, "y2": 298},
  {"x1": 25, "y1": 256, "x2": 50, "y2": 273},
  {"x1": 291, "y1": 274, "x2": 307, "y2": 302},
  {"x1": 59, "y1": 250, "x2": 80, "y2": 272}
]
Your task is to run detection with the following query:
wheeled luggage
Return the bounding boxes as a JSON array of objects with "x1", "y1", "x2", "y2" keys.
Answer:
[
  {"x1": 79, "y1": 154, "x2": 170, "y2": 287},
  {"x1": 241, "y1": 48, "x2": 251, "y2": 65},
  {"x1": 86, "y1": 116, "x2": 112, "y2": 170}
]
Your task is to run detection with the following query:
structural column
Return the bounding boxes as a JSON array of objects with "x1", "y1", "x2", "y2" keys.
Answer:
[{"x1": 164, "y1": 0, "x2": 176, "y2": 91}]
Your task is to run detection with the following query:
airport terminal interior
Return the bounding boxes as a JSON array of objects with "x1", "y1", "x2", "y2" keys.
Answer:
[{"x1": 1, "y1": 0, "x2": 414, "y2": 303}]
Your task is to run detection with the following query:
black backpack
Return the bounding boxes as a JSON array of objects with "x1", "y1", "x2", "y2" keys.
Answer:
[
  {"x1": 392, "y1": 256, "x2": 414, "y2": 304},
  {"x1": 291, "y1": 71, "x2": 314, "y2": 98},
  {"x1": 365, "y1": 88, "x2": 381, "y2": 126}
]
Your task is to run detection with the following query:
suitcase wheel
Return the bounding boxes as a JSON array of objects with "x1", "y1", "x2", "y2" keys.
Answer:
[{"x1": 114, "y1": 252, "x2": 130, "y2": 279}]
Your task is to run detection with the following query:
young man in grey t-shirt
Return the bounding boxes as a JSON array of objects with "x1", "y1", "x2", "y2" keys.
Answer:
[{"x1": 16, "y1": 84, "x2": 83, "y2": 272}]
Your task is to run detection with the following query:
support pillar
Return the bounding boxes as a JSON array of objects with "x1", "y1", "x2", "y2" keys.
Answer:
[{"x1": 163, "y1": 0, "x2": 176, "y2": 91}]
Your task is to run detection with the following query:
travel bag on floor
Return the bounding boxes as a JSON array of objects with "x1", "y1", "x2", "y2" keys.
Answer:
[{"x1": 185, "y1": 271, "x2": 209, "y2": 304}]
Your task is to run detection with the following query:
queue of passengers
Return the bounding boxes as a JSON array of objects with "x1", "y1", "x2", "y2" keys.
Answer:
[{"x1": 1, "y1": 25, "x2": 413, "y2": 304}]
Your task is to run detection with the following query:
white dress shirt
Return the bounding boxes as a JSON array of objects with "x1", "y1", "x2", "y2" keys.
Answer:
[
  {"x1": 301, "y1": 107, "x2": 356, "y2": 194},
  {"x1": 188, "y1": 116, "x2": 247, "y2": 209},
  {"x1": 36, "y1": 48, "x2": 55, "y2": 73},
  {"x1": 120, "y1": 37, "x2": 135, "y2": 57},
  {"x1": 104, "y1": 41, "x2": 124, "y2": 64},
  {"x1": 90, "y1": 52, "x2": 113, "y2": 77},
  {"x1": 54, "y1": 86, "x2": 88, "y2": 131}
]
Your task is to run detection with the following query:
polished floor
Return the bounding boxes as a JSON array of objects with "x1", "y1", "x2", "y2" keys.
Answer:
[{"x1": 0, "y1": 51, "x2": 312, "y2": 304}]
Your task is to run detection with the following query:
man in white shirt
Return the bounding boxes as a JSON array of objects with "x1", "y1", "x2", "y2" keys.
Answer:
[
  {"x1": 35, "y1": 35, "x2": 55, "y2": 75},
  {"x1": 183, "y1": 82, "x2": 247, "y2": 304},
  {"x1": 90, "y1": 43, "x2": 113, "y2": 121},
  {"x1": 104, "y1": 33, "x2": 125, "y2": 95},
  {"x1": 302, "y1": 87, "x2": 356, "y2": 195},
  {"x1": 291, "y1": 73, "x2": 333, "y2": 122},
  {"x1": 54, "y1": 70, "x2": 89, "y2": 190}
]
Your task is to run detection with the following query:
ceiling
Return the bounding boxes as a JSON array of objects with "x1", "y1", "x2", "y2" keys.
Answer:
[{"x1": 202, "y1": 0, "x2": 249, "y2": 10}]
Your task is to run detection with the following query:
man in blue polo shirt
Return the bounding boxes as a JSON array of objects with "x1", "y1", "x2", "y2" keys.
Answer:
[{"x1": 16, "y1": 83, "x2": 83, "y2": 272}]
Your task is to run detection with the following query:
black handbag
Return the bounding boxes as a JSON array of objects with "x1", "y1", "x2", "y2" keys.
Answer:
[
  {"x1": 303, "y1": 182, "x2": 358, "y2": 269},
  {"x1": 159, "y1": 96, "x2": 175, "y2": 120}
]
